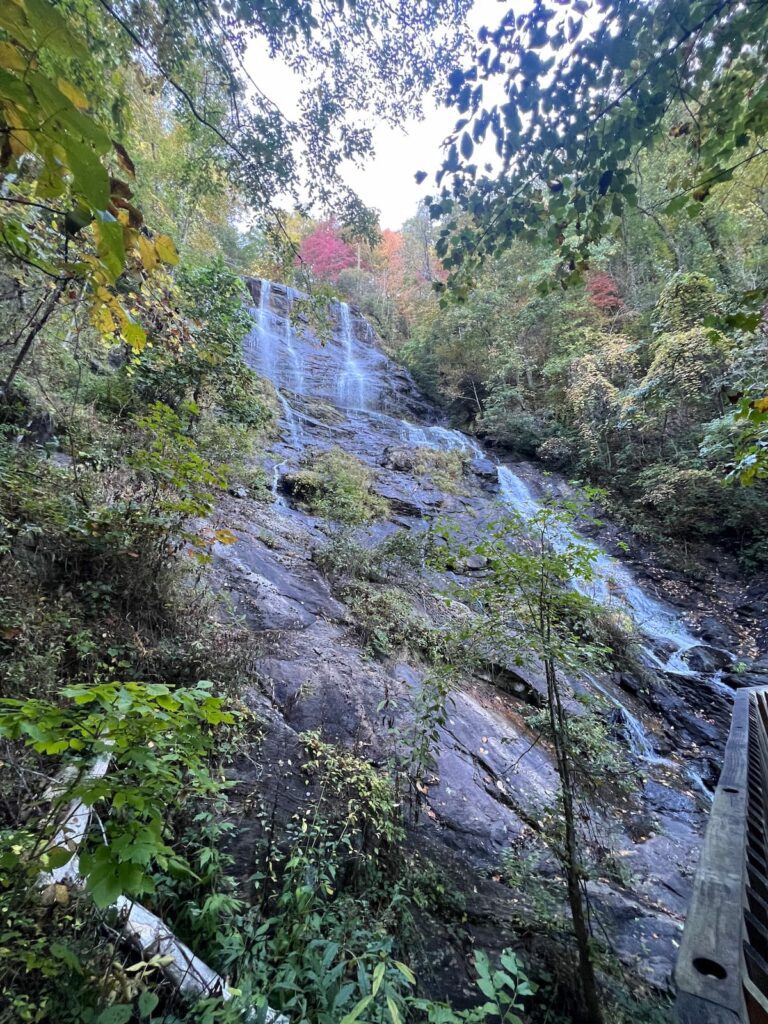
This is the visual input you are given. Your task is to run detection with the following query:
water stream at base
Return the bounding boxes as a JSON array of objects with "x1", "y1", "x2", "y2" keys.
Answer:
[
  {"x1": 393, "y1": 420, "x2": 721, "y2": 792},
  {"x1": 494, "y1": 467, "x2": 702, "y2": 671}
]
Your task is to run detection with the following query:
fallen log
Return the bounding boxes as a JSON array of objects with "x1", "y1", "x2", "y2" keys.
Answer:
[{"x1": 39, "y1": 755, "x2": 286, "y2": 1023}]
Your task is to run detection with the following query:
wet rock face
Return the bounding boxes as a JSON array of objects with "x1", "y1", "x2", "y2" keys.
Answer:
[{"x1": 212, "y1": 279, "x2": 756, "y2": 1000}]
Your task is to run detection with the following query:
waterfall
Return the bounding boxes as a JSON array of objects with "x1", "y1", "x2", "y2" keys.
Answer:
[
  {"x1": 399, "y1": 424, "x2": 717, "y2": 793},
  {"x1": 280, "y1": 287, "x2": 305, "y2": 396},
  {"x1": 495, "y1": 464, "x2": 705, "y2": 674},
  {"x1": 239, "y1": 277, "x2": 724, "y2": 801},
  {"x1": 585, "y1": 672, "x2": 667, "y2": 766},
  {"x1": 400, "y1": 422, "x2": 430, "y2": 446},
  {"x1": 421, "y1": 424, "x2": 483, "y2": 453},
  {"x1": 585, "y1": 672, "x2": 713, "y2": 800},
  {"x1": 337, "y1": 302, "x2": 367, "y2": 410},
  {"x1": 245, "y1": 280, "x2": 277, "y2": 382},
  {"x1": 245, "y1": 280, "x2": 303, "y2": 447},
  {"x1": 362, "y1": 415, "x2": 708, "y2": 684},
  {"x1": 275, "y1": 391, "x2": 302, "y2": 450}
]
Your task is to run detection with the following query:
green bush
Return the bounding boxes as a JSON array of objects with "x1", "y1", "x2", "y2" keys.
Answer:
[
  {"x1": 632, "y1": 461, "x2": 767, "y2": 554},
  {"x1": 286, "y1": 447, "x2": 389, "y2": 524},
  {"x1": 479, "y1": 410, "x2": 550, "y2": 457},
  {"x1": 314, "y1": 527, "x2": 428, "y2": 584},
  {"x1": 387, "y1": 446, "x2": 469, "y2": 494},
  {"x1": 340, "y1": 581, "x2": 437, "y2": 660}
]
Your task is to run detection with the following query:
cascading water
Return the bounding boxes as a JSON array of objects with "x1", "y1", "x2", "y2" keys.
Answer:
[
  {"x1": 244, "y1": 280, "x2": 308, "y2": 505},
  {"x1": 246, "y1": 281, "x2": 277, "y2": 382},
  {"x1": 337, "y1": 302, "x2": 368, "y2": 410},
  {"x1": 281, "y1": 286, "x2": 305, "y2": 396},
  {"x1": 275, "y1": 392, "x2": 302, "y2": 450},
  {"x1": 241, "y1": 278, "x2": 726, "y2": 794},
  {"x1": 387, "y1": 419, "x2": 722, "y2": 792},
  {"x1": 495, "y1": 465, "x2": 704, "y2": 674},
  {"x1": 245, "y1": 280, "x2": 303, "y2": 450}
]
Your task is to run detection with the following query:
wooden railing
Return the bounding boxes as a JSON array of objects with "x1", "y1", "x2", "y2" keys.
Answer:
[{"x1": 676, "y1": 685, "x2": 768, "y2": 1023}]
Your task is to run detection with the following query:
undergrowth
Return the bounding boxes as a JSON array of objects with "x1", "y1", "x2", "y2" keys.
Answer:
[
  {"x1": 385, "y1": 447, "x2": 469, "y2": 495},
  {"x1": 284, "y1": 447, "x2": 389, "y2": 524},
  {"x1": 0, "y1": 264, "x2": 538, "y2": 1024}
]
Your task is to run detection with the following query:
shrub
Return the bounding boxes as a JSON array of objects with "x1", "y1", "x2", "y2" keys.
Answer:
[
  {"x1": 385, "y1": 446, "x2": 469, "y2": 494},
  {"x1": 340, "y1": 581, "x2": 437, "y2": 659},
  {"x1": 80, "y1": 262, "x2": 277, "y2": 454},
  {"x1": 536, "y1": 436, "x2": 576, "y2": 469},
  {"x1": 652, "y1": 272, "x2": 719, "y2": 333},
  {"x1": 285, "y1": 447, "x2": 389, "y2": 524},
  {"x1": 480, "y1": 409, "x2": 550, "y2": 457},
  {"x1": 314, "y1": 527, "x2": 428, "y2": 584}
]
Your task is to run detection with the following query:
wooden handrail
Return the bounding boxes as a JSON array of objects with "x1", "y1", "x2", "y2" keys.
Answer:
[{"x1": 676, "y1": 686, "x2": 768, "y2": 1023}]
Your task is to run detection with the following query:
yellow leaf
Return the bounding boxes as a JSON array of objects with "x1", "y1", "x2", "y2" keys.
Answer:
[
  {"x1": 8, "y1": 120, "x2": 32, "y2": 156},
  {"x1": 92, "y1": 304, "x2": 115, "y2": 336},
  {"x1": 40, "y1": 883, "x2": 69, "y2": 907},
  {"x1": 122, "y1": 321, "x2": 146, "y2": 352},
  {"x1": 214, "y1": 528, "x2": 239, "y2": 545},
  {"x1": 753, "y1": 397, "x2": 768, "y2": 413},
  {"x1": 138, "y1": 234, "x2": 158, "y2": 271},
  {"x1": 57, "y1": 78, "x2": 89, "y2": 110},
  {"x1": 0, "y1": 42, "x2": 28, "y2": 71},
  {"x1": 155, "y1": 234, "x2": 179, "y2": 266}
]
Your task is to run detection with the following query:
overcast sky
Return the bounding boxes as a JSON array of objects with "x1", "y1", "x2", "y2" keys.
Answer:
[
  {"x1": 245, "y1": 0, "x2": 511, "y2": 231},
  {"x1": 342, "y1": 1, "x2": 511, "y2": 229}
]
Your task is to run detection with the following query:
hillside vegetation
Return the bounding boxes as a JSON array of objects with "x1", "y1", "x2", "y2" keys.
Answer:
[{"x1": 1, "y1": 1, "x2": 767, "y2": 1023}]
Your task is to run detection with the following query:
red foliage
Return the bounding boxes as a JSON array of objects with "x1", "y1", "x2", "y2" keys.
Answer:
[
  {"x1": 298, "y1": 222, "x2": 357, "y2": 283},
  {"x1": 587, "y1": 272, "x2": 626, "y2": 315}
]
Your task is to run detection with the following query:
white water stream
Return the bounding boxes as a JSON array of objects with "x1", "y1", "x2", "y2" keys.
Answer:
[
  {"x1": 389, "y1": 419, "x2": 721, "y2": 790},
  {"x1": 337, "y1": 301, "x2": 368, "y2": 410},
  {"x1": 245, "y1": 281, "x2": 724, "y2": 791}
]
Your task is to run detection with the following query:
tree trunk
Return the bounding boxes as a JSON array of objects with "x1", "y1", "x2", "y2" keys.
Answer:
[
  {"x1": 1, "y1": 282, "x2": 64, "y2": 399},
  {"x1": 545, "y1": 658, "x2": 605, "y2": 1024}
]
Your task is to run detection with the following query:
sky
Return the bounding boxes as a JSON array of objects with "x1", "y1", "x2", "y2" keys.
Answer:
[
  {"x1": 244, "y1": 0, "x2": 510, "y2": 231},
  {"x1": 341, "y1": 0, "x2": 509, "y2": 229}
]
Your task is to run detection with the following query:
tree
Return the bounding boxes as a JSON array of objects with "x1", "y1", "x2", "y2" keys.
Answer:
[
  {"x1": 298, "y1": 222, "x2": 357, "y2": 283},
  {"x1": 430, "y1": 0, "x2": 768, "y2": 303},
  {"x1": 1, "y1": 0, "x2": 473, "y2": 391},
  {"x1": 446, "y1": 505, "x2": 627, "y2": 1024},
  {"x1": 0, "y1": 0, "x2": 181, "y2": 381}
]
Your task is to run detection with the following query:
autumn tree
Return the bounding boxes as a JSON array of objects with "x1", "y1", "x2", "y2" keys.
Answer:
[
  {"x1": 298, "y1": 221, "x2": 358, "y2": 283},
  {"x1": 1, "y1": 0, "x2": 472, "y2": 389}
]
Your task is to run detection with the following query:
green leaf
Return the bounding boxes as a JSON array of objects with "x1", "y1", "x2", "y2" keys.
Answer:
[
  {"x1": 386, "y1": 994, "x2": 402, "y2": 1024},
  {"x1": 372, "y1": 961, "x2": 386, "y2": 995},
  {"x1": 96, "y1": 1006, "x2": 132, "y2": 1024},
  {"x1": 50, "y1": 941, "x2": 82, "y2": 972},
  {"x1": 122, "y1": 320, "x2": 147, "y2": 352},
  {"x1": 393, "y1": 961, "x2": 416, "y2": 985},
  {"x1": 94, "y1": 216, "x2": 126, "y2": 281},
  {"x1": 340, "y1": 994, "x2": 373, "y2": 1024},
  {"x1": 138, "y1": 990, "x2": 159, "y2": 1017},
  {"x1": 61, "y1": 137, "x2": 110, "y2": 209},
  {"x1": 664, "y1": 194, "x2": 689, "y2": 216}
]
